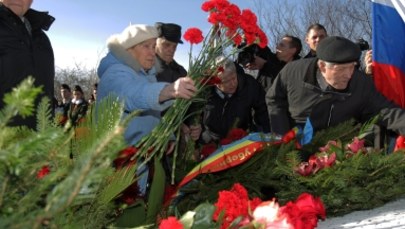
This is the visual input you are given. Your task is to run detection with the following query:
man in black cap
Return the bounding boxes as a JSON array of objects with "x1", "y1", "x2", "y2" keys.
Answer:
[
  {"x1": 154, "y1": 22, "x2": 201, "y2": 143},
  {"x1": 266, "y1": 36, "x2": 405, "y2": 137},
  {"x1": 155, "y1": 22, "x2": 187, "y2": 83}
]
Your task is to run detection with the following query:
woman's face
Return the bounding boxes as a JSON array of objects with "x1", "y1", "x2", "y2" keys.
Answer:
[
  {"x1": 73, "y1": 90, "x2": 83, "y2": 100},
  {"x1": 128, "y1": 38, "x2": 157, "y2": 70}
]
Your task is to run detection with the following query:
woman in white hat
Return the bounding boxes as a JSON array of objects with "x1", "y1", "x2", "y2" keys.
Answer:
[{"x1": 97, "y1": 24, "x2": 197, "y2": 146}]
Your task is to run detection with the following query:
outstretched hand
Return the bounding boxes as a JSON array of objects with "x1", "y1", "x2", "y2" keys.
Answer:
[
  {"x1": 159, "y1": 76, "x2": 197, "y2": 102},
  {"x1": 173, "y1": 77, "x2": 197, "y2": 99}
]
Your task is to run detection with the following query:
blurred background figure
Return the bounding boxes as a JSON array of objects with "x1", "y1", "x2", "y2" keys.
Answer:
[
  {"x1": 88, "y1": 83, "x2": 98, "y2": 104},
  {"x1": 55, "y1": 84, "x2": 72, "y2": 126},
  {"x1": 238, "y1": 35, "x2": 302, "y2": 91},
  {"x1": 66, "y1": 85, "x2": 88, "y2": 128},
  {"x1": 304, "y1": 23, "x2": 328, "y2": 58}
]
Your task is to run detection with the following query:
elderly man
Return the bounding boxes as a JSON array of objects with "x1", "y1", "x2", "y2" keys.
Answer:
[
  {"x1": 266, "y1": 36, "x2": 405, "y2": 136},
  {"x1": 155, "y1": 22, "x2": 201, "y2": 141},
  {"x1": 0, "y1": 0, "x2": 55, "y2": 128},
  {"x1": 155, "y1": 22, "x2": 187, "y2": 82},
  {"x1": 201, "y1": 57, "x2": 270, "y2": 144}
]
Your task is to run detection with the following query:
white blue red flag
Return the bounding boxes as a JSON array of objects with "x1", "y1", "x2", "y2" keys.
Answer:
[{"x1": 372, "y1": 0, "x2": 405, "y2": 108}]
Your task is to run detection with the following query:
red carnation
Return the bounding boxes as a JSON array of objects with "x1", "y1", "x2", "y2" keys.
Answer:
[
  {"x1": 295, "y1": 162, "x2": 314, "y2": 176},
  {"x1": 200, "y1": 76, "x2": 222, "y2": 86},
  {"x1": 257, "y1": 29, "x2": 268, "y2": 48},
  {"x1": 346, "y1": 137, "x2": 365, "y2": 154},
  {"x1": 37, "y1": 165, "x2": 50, "y2": 179},
  {"x1": 282, "y1": 129, "x2": 297, "y2": 144},
  {"x1": 200, "y1": 143, "x2": 217, "y2": 160},
  {"x1": 201, "y1": 1, "x2": 216, "y2": 12},
  {"x1": 159, "y1": 216, "x2": 183, "y2": 229},
  {"x1": 394, "y1": 135, "x2": 405, "y2": 151},
  {"x1": 232, "y1": 34, "x2": 243, "y2": 46},
  {"x1": 113, "y1": 146, "x2": 138, "y2": 169},
  {"x1": 227, "y1": 128, "x2": 247, "y2": 141},
  {"x1": 183, "y1": 28, "x2": 204, "y2": 44},
  {"x1": 213, "y1": 183, "x2": 250, "y2": 229},
  {"x1": 281, "y1": 193, "x2": 326, "y2": 229},
  {"x1": 220, "y1": 138, "x2": 233, "y2": 145}
]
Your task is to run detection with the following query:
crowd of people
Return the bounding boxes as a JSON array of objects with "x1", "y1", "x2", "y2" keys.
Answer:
[
  {"x1": 2, "y1": 0, "x2": 405, "y2": 160},
  {"x1": 2, "y1": 1, "x2": 405, "y2": 226}
]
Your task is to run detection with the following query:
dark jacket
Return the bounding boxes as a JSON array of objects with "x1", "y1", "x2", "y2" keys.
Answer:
[
  {"x1": 266, "y1": 58, "x2": 405, "y2": 135},
  {"x1": 257, "y1": 51, "x2": 301, "y2": 92},
  {"x1": 156, "y1": 56, "x2": 187, "y2": 83},
  {"x1": 304, "y1": 51, "x2": 316, "y2": 58},
  {"x1": 67, "y1": 100, "x2": 88, "y2": 127},
  {"x1": 0, "y1": 5, "x2": 55, "y2": 128},
  {"x1": 256, "y1": 52, "x2": 286, "y2": 91},
  {"x1": 202, "y1": 72, "x2": 270, "y2": 142}
]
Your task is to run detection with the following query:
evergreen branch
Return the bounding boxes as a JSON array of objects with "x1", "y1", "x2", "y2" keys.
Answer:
[
  {"x1": 358, "y1": 115, "x2": 380, "y2": 139},
  {"x1": 0, "y1": 175, "x2": 8, "y2": 208},
  {"x1": 0, "y1": 77, "x2": 42, "y2": 130},
  {"x1": 36, "y1": 97, "x2": 53, "y2": 132},
  {"x1": 58, "y1": 127, "x2": 122, "y2": 208},
  {"x1": 97, "y1": 165, "x2": 137, "y2": 204},
  {"x1": 368, "y1": 155, "x2": 405, "y2": 177}
]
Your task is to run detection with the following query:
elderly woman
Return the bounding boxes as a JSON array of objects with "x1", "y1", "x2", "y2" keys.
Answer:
[
  {"x1": 97, "y1": 24, "x2": 197, "y2": 146},
  {"x1": 97, "y1": 24, "x2": 199, "y2": 199}
]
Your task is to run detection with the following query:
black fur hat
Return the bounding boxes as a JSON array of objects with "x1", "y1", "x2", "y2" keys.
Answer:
[{"x1": 155, "y1": 22, "x2": 183, "y2": 44}]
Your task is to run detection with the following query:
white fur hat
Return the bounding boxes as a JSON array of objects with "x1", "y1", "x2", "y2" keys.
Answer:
[{"x1": 108, "y1": 24, "x2": 158, "y2": 49}]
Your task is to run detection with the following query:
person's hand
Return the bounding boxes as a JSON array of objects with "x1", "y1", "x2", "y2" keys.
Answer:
[
  {"x1": 245, "y1": 55, "x2": 266, "y2": 70},
  {"x1": 172, "y1": 77, "x2": 197, "y2": 99},
  {"x1": 181, "y1": 123, "x2": 202, "y2": 141},
  {"x1": 159, "y1": 76, "x2": 197, "y2": 102},
  {"x1": 364, "y1": 49, "x2": 373, "y2": 75}
]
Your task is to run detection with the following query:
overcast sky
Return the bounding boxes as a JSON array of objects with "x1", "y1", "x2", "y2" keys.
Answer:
[{"x1": 32, "y1": 0, "x2": 255, "y2": 70}]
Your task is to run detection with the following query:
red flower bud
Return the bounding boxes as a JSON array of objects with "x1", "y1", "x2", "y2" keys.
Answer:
[{"x1": 37, "y1": 165, "x2": 50, "y2": 179}]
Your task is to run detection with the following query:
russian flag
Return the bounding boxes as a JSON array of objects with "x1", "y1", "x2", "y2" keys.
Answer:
[{"x1": 372, "y1": 0, "x2": 405, "y2": 108}]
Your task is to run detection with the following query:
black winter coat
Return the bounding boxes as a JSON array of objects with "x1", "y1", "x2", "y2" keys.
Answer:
[
  {"x1": 0, "y1": 5, "x2": 55, "y2": 128},
  {"x1": 202, "y1": 72, "x2": 270, "y2": 142},
  {"x1": 266, "y1": 58, "x2": 405, "y2": 135},
  {"x1": 257, "y1": 51, "x2": 286, "y2": 91},
  {"x1": 156, "y1": 56, "x2": 187, "y2": 83}
]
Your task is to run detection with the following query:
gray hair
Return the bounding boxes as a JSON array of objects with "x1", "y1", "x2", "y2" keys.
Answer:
[
  {"x1": 215, "y1": 56, "x2": 236, "y2": 75},
  {"x1": 318, "y1": 59, "x2": 335, "y2": 69}
]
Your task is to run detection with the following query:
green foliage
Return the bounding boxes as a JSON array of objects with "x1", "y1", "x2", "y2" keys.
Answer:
[
  {"x1": 171, "y1": 120, "x2": 405, "y2": 218},
  {"x1": 0, "y1": 78, "x2": 129, "y2": 228}
]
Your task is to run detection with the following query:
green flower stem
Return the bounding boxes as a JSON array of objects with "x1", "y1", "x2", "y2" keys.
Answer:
[{"x1": 135, "y1": 27, "x2": 248, "y2": 171}]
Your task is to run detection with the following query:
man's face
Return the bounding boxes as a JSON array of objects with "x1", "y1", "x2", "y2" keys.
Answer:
[
  {"x1": 2, "y1": 0, "x2": 33, "y2": 17},
  {"x1": 155, "y1": 38, "x2": 178, "y2": 64},
  {"x1": 306, "y1": 29, "x2": 327, "y2": 52},
  {"x1": 319, "y1": 61, "x2": 356, "y2": 90},
  {"x1": 276, "y1": 37, "x2": 296, "y2": 62},
  {"x1": 217, "y1": 71, "x2": 238, "y2": 94},
  {"x1": 60, "y1": 89, "x2": 71, "y2": 100}
]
